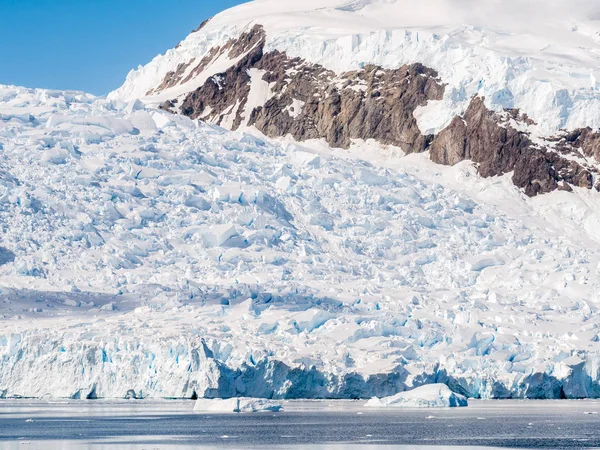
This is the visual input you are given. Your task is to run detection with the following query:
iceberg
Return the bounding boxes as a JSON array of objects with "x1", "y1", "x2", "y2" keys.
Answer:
[
  {"x1": 365, "y1": 384, "x2": 468, "y2": 408},
  {"x1": 194, "y1": 398, "x2": 283, "y2": 413}
]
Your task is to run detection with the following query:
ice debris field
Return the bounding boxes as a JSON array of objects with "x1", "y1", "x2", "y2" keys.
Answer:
[
  {"x1": 194, "y1": 397, "x2": 283, "y2": 413},
  {"x1": 1, "y1": 84, "x2": 600, "y2": 400}
]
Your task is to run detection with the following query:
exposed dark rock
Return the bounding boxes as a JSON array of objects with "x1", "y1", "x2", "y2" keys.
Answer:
[
  {"x1": 192, "y1": 17, "x2": 212, "y2": 34},
  {"x1": 155, "y1": 26, "x2": 266, "y2": 98},
  {"x1": 159, "y1": 100, "x2": 176, "y2": 113},
  {"x1": 179, "y1": 25, "x2": 444, "y2": 153},
  {"x1": 148, "y1": 61, "x2": 195, "y2": 96},
  {"x1": 251, "y1": 60, "x2": 443, "y2": 152},
  {"x1": 552, "y1": 127, "x2": 600, "y2": 162},
  {"x1": 431, "y1": 97, "x2": 596, "y2": 196},
  {"x1": 181, "y1": 26, "x2": 266, "y2": 130},
  {"x1": 505, "y1": 108, "x2": 536, "y2": 126}
]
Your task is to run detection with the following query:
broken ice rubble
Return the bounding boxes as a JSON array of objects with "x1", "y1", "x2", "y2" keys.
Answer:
[{"x1": 194, "y1": 397, "x2": 283, "y2": 413}]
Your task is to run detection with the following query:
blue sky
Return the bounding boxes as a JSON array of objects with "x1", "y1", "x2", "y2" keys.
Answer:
[{"x1": 0, "y1": 0, "x2": 248, "y2": 95}]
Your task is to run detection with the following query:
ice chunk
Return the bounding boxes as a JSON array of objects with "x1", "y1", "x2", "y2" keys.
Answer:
[
  {"x1": 129, "y1": 111, "x2": 157, "y2": 133},
  {"x1": 150, "y1": 112, "x2": 174, "y2": 129},
  {"x1": 193, "y1": 398, "x2": 283, "y2": 413},
  {"x1": 275, "y1": 176, "x2": 292, "y2": 191},
  {"x1": 290, "y1": 309, "x2": 334, "y2": 332},
  {"x1": 0, "y1": 113, "x2": 33, "y2": 123},
  {"x1": 365, "y1": 384, "x2": 468, "y2": 408},
  {"x1": 359, "y1": 168, "x2": 387, "y2": 186},
  {"x1": 124, "y1": 99, "x2": 145, "y2": 115},
  {"x1": 291, "y1": 150, "x2": 321, "y2": 168},
  {"x1": 41, "y1": 149, "x2": 69, "y2": 165},
  {"x1": 212, "y1": 185, "x2": 244, "y2": 203},
  {"x1": 200, "y1": 224, "x2": 239, "y2": 247},
  {"x1": 469, "y1": 256, "x2": 505, "y2": 272},
  {"x1": 185, "y1": 195, "x2": 211, "y2": 211}
]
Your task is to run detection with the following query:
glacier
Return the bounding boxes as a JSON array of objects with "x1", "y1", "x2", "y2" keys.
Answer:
[{"x1": 2, "y1": 84, "x2": 600, "y2": 399}]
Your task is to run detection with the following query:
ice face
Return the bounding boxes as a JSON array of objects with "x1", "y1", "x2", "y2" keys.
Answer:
[{"x1": 1, "y1": 85, "x2": 600, "y2": 399}]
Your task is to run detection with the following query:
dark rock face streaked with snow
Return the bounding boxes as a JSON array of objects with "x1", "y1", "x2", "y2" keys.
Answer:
[
  {"x1": 177, "y1": 25, "x2": 443, "y2": 153},
  {"x1": 151, "y1": 25, "x2": 600, "y2": 197},
  {"x1": 430, "y1": 97, "x2": 596, "y2": 197}
]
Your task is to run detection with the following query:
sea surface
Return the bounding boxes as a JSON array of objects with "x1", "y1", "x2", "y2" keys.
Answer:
[{"x1": 0, "y1": 399, "x2": 599, "y2": 449}]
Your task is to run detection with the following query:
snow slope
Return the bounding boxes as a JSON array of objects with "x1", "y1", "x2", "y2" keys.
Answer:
[
  {"x1": 2, "y1": 85, "x2": 600, "y2": 399},
  {"x1": 111, "y1": 0, "x2": 600, "y2": 135}
]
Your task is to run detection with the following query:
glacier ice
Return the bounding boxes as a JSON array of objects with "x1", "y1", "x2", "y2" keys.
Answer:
[{"x1": 1, "y1": 85, "x2": 600, "y2": 399}]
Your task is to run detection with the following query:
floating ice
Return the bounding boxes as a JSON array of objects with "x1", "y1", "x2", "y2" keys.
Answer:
[
  {"x1": 194, "y1": 398, "x2": 283, "y2": 413},
  {"x1": 365, "y1": 384, "x2": 468, "y2": 408}
]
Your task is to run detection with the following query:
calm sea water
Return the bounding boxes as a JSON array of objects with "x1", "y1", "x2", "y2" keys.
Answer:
[{"x1": 0, "y1": 399, "x2": 599, "y2": 449}]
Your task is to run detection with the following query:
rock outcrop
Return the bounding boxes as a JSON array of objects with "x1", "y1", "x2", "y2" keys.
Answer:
[
  {"x1": 430, "y1": 97, "x2": 596, "y2": 196},
  {"x1": 178, "y1": 25, "x2": 444, "y2": 153}
]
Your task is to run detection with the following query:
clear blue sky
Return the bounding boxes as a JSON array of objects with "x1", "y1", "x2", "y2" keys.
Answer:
[{"x1": 0, "y1": 0, "x2": 248, "y2": 95}]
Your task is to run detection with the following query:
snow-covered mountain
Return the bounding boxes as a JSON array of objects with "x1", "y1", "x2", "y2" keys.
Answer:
[
  {"x1": 110, "y1": 0, "x2": 600, "y2": 196},
  {"x1": 2, "y1": 0, "x2": 600, "y2": 400}
]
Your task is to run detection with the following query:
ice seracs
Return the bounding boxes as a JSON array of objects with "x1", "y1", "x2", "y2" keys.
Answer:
[{"x1": 366, "y1": 384, "x2": 468, "y2": 408}]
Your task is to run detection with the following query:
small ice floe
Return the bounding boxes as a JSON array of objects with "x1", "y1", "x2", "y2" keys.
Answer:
[
  {"x1": 194, "y1": 397, "x2": 283, "y2": 413},
  {"x1": 365, "y1": 384, "x2": 468, "y2": 408}
]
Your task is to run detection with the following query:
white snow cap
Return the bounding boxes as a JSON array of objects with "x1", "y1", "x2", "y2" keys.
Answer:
[{"x1": 218, "y1": 0, "x2": 600, "y2": 27}]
